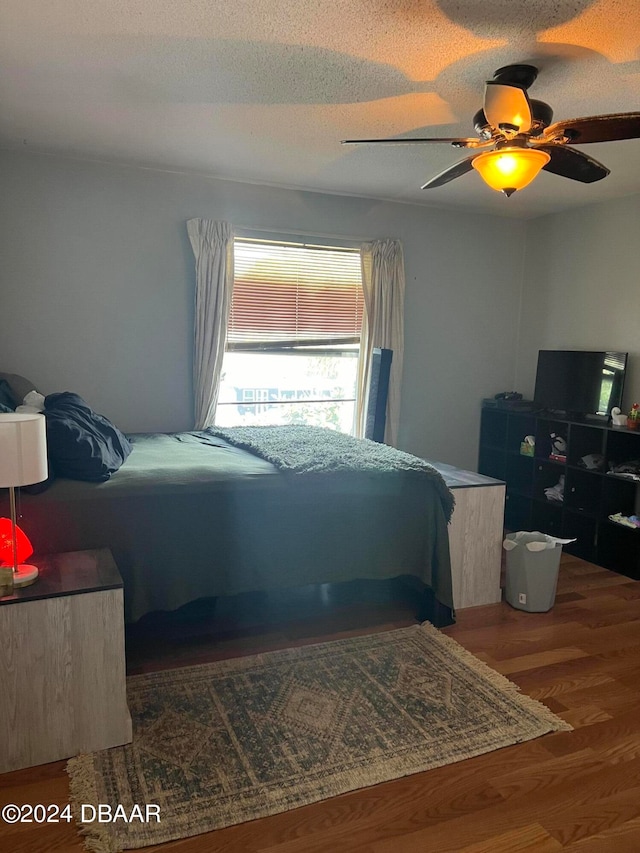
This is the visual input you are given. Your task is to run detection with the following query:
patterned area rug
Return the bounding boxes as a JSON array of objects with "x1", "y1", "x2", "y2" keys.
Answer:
[{"x1": 67, "y1": 623, "x2": 570, "y2": 852}]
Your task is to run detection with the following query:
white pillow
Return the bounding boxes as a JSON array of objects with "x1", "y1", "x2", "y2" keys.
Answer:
[{"x1": 16, "y1": 391, "x2": 46, "y2": 414}]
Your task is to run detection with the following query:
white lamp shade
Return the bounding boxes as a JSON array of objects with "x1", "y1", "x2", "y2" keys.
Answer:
[{"x1": 0, "y1": 413, "x2": 48, "y2": 487}]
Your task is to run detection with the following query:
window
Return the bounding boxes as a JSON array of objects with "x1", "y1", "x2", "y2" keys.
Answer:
[{"x1": 215, "y1": 238, "x2": 364, "y2": 433}]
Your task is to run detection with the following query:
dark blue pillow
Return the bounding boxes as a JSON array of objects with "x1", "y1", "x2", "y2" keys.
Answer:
[
  {"x1": 0, "y1": 380, "x2": 15, "y2": 411},
  {"x1": 44, "y1": 392, "x2": 132, "y2": 482}
]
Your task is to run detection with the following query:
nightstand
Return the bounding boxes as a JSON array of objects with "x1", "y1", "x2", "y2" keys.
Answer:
[
  {"x1": 0, "y1": 549, "x2": 132, "y2": 773},
  {"x1": 426, "y1": 461, "x2": 505, "y2": 609}
]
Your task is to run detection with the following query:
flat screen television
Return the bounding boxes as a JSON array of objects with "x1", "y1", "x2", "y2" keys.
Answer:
[{"x1": 533, "y1": 350, "x2": 628, "y2": 417}]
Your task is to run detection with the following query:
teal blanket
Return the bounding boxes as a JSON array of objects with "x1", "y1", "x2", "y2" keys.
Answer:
[{"x1": 207, "y1": 425, "x2": 454, "y2": 523}]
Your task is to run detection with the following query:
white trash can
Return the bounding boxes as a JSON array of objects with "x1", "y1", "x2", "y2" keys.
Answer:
[{"x1": 503, "y1": 532, "x2": 575, "y2": 612}]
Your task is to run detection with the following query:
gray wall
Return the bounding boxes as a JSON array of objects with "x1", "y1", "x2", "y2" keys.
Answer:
[
  {"x1": 516, "y1": 193, "x2": 640, "y2": 410},
  {"x1": 5, "y1": 152, "x2": 637, "y2": 473},
  {"x1": 0, "y1": 151, "x2": 526, "y2": 469}
]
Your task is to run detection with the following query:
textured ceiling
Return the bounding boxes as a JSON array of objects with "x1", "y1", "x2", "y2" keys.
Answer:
[{"x1": 1, "y1": 0, "x2": 639, "y2": 217}]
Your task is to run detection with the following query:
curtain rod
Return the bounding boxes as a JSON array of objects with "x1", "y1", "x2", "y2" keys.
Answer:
[{"x1": 234, "y1": 224, "x2": 394, "y2": 245}]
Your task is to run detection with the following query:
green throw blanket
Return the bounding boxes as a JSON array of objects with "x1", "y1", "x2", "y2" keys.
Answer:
[{"x1": 207, "y1": 425, "x2": 454, "y2": 522}]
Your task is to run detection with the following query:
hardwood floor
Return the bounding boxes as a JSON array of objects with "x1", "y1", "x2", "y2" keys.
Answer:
[{"x1": 2, "y1": 554, "x2": 640, "y2": 851}]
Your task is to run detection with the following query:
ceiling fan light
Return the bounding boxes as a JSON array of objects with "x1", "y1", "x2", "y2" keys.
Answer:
[
  {"x1": 472, "y1": 148, "x2": 551, "y2": 194},
  {"x1": 484, "y1": 83, "x2": 533, "y2": 133}
]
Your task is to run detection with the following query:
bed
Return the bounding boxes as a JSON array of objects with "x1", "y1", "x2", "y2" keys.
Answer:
[{"x1": 3, "y1": 428, "x2": 455, "y2": 624}]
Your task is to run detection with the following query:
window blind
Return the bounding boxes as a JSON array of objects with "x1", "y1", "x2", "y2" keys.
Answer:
[{"x1": 229, "y1": 239, "x2": 364, "y2": 347}]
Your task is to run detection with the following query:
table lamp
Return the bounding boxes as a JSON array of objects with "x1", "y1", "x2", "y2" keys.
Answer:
[{"x1": 0, "y1": 413, "x2": 48, "y2": 591}]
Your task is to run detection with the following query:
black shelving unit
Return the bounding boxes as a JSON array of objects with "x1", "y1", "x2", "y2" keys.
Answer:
[{"x1": 478, "y1": 402, "x2": 640, "y2": 579}]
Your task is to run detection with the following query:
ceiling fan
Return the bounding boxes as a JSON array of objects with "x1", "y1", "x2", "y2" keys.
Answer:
[{"x1": 342, "y1": 64, "x2": 640, "y2": 196}]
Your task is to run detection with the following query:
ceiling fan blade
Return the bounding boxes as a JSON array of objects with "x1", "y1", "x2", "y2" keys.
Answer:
[
  {"x1": 543, "y1": 112, "x2": 640, "y2": 144},
  {"x1": 421, "y1": 156, "x2": 476, "y2": 190},
  {"x1": 537, "y1": 145, "x2": 610, "y2": 183},
  {"x1": 484, "y1": 82, "x2": 532, "y2": 133},
  {"x1": 342, "y1": 137, "x2": 481, "y2": 148}
]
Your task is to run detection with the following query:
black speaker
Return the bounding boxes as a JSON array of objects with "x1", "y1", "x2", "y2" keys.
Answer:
[{"x1": 365, "y1": 348, "x2": 392, "y2": 442}]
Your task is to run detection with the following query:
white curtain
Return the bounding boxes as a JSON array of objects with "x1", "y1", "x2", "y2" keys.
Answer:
[
  {"x1": 355, "y1": 239, "x2": 405, "y2": 447},
  {"x1": 187, "y1": 219, "x2": 234, "y2": 429}
]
